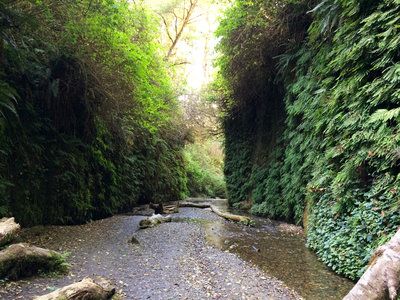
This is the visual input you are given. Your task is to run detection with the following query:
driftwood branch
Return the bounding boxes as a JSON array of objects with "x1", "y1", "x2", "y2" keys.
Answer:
[
  {"x1": 210, "y1": 205, "x2": 251, "y2": 224},
  {"x1": 0, "y1": 217, "x2": 20, "y2": 246},
  {"x1": 0, "y1": 243, "x2": 67, "y2": 280},
  {"x1": 179, "y1": 202, "x2": 252, "y2": 224},
  {"x1": 163, "y1": 204, "x2": 179, "y2": 214},
  {"x1": 34, "y1": 277, "x2": 116, "y2": 300},
  {"x1": 344, "y1": 228, "x2": 400, "y2": 300}
]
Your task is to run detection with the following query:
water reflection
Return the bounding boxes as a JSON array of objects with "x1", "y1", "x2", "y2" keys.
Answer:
[{"x1": 200, "y1": 199, "x2": 354, "y2": 300}]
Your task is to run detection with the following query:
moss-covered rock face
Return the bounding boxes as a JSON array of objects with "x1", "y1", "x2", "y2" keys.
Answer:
[
  {"x1": 0, "y1": 1, "x2": 188, "y2": 226},
  {"x1": 215, "y1": 0, "x2": 311, "y2": 222},
  {"x1": 216, "y1": 0, "x2": 400, "y2": 280},
  {"x1": 288, "y1": 0, "x2": 400, "y2": 280}
]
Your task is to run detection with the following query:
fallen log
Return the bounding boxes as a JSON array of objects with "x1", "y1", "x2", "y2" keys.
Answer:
[
  {"x1": 131, "y1": 205, "x2": 154, "y2": 216},
  {"x1": 131, "y1": 203, "x2": 178, "y2": 216},
  {"x1": 0, "y1": 217, "x2": 20, "y2": 246},
  {"x1": 343, "y1": 228, "x2": 400, "y2": 300},
  {"x1": 186, "y1": 197, "x2": 227, "y2": 202},
  {"x1": 179, "y1": 201, "x2": 252, "y2": 224},
  {"x1": 210, "y1": 205, "x2": 252, "y2": 225},
  {"x1": 34, "y1": 277, "x2": 116, "y2": 300},
  {"x1": 0, "y1": 243, "x2": 68, "y2": 280},
  {"x1": 139, "y1": 214, "x2": 172, "y2": 229},
  {"x1": 179, "y1": 201, "x2": 211, "y2": 209},
  {"x1": 163, "y1": 204, "x2": 179, "y2": 214}
]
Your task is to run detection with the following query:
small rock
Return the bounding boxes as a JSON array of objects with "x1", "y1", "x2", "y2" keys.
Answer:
[{"x1": 129, "y1": 236, "x2": 140, "y2": 245}]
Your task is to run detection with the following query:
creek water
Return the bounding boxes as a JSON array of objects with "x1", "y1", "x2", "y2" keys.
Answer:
[{"x1": 199, "y1": 199, "x2": 354, "y2": 300}]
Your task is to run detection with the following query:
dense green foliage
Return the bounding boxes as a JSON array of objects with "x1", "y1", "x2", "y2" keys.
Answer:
[
  {"x1": 184, "y1": 140, "x2": 226, "y2": 198},
  {"x1": 0, "y1": 0, "x2": 188, "y2": 226},
  {"x1": 298, "y1": 0, "x2": 400, "y2": 279},
  {"x1": 216, "y1": 0, "x2": 400, "y2": 279}
]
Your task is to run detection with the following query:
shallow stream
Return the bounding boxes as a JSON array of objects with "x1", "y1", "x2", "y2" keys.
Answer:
[{"x1": 200, "y1": 199, "x2": 354, "y2": 300}]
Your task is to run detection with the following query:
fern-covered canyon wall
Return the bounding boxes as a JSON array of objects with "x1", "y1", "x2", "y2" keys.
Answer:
[
  {"x1": 216, "y1": 0, "x2": 400, "y2": 279},
  {"x1": 0, "y1": 1, "x2": 189, "y2": 226}
]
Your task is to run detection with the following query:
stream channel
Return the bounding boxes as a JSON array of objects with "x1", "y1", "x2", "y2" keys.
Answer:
[{"x1": 200, "y1": 199, "x2": 354, "y2": 300}]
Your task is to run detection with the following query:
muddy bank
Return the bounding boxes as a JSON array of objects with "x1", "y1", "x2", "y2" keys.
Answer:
[{"x1": 0, "y1": 207, "x2": 300, "y2": 300}]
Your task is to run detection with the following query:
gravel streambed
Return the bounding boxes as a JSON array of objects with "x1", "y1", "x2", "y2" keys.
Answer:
[{"x1": 0, "y1": 207, "x2": 301, "y2": 300}]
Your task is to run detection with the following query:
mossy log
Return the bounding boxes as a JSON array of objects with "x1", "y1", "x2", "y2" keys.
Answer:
[
  {"x1": 139, "y1": 214, "x2": 172, "y2": 229},
  {"x1": 344, "y1": 228, "x2": 400, "y2": 300},
  {"x1": 34, "y1": 277, "x2": 116, "y2": 300},
  {"x1": 0, "y1": 217, "x2": 20, "y2": 246},
  {"x1": 0, "y1": 243, "x2": 67, "y2": 280}
]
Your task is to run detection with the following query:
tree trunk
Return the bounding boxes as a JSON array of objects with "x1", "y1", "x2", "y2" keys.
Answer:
[
  {"x1": 0, "y1": 243, "x2": 66, "y2": 280},
  {"x1": 344, "y1": 228, "x2": 400, "y2": 300},
  {"x1": 34, "y1": 277, "x2": 116, "y2": 300},
  {"x1": 0, "y1": 217, "x2": 21, "y2": 246}
]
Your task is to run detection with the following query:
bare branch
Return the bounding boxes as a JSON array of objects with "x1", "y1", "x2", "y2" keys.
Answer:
[
  {"x1": 166, "y1": 0, "x2": 198, "y2": 59},
  {"x1": 158, "y1": 13, "x2": 174, "y2": 43},
  {"x1": 188, "y1": 13, "x2": 206, "y2": 24},
  {"x1": 171, "y1": 60, "x2": 190, "y2": 66},
  {"x1": 172, "y1": 11, "x2": 179, "y2": 35}
]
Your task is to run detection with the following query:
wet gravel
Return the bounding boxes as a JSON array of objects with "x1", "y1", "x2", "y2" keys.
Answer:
[{"x1": 0, "y1": 208, "x2": 301, "y2": 300}]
